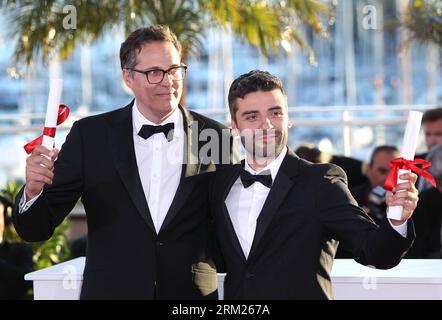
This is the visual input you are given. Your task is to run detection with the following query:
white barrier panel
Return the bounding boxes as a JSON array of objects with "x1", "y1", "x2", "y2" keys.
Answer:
[{"x1": 25, "y1": 258, "x2": 442, "y2": 300}]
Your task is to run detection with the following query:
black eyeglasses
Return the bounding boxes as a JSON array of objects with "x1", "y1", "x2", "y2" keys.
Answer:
[{"x1": 128, "y1": 65, "x2": 187, "y2": 84}]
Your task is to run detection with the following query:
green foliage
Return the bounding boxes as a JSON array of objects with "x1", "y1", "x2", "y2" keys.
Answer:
[
  {"x1": 403, "y1": 0, "x2": 442, "y2": 47},
  {"x1": 1, "y1": 180, "x2": 71, "y2": 270},
  {"x1": 2, "y1": 181, "x2": 23, "y2": 243},
  {"x1": 2, "y1": 0, "x2": 330, "y2": 65},
  {"x1": 1, "y1": 180, "x2": 22, "y2": 203},
  {"x1": 31, "y1": 219, "x2": 70, "y2": 270}
]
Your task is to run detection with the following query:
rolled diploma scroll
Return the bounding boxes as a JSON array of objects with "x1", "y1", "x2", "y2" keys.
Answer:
[
  {"x1": 387, "y1": 110, "x2": 423, "y2": 220},
  {"x1": 41, "y1": 79, "x2": 63, "y2": 150}
]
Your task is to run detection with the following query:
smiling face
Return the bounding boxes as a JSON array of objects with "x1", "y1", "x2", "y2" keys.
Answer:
[
  {"x1": 232, "y1": 89, "x2": 292, "y2": 162},
  {"x1": 122, "y1": 41, "x2": 183, "y2": 123}
]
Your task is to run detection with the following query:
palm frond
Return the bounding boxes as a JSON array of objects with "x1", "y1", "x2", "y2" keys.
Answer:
[
  {"x1": 2, "y1": 0, "x2": 330, "y2": 65},
  {"x1": 402, "y1": 0, "x2": 442, "y2": 47}
]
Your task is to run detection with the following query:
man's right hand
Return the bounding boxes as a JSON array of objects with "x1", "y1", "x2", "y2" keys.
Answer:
[{"x1": 25, "y1": 145, "x2": 59, "y2": 200}]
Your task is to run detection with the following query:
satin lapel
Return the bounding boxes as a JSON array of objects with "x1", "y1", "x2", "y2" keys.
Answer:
[
  {"x1": 182, "y1": 106, "x2": 201, "y2": 178},
  {"x1": 248, "y1": 150, "x2": 300, "y2": 260},
  {"x1": 109, "y1": 101, "x2": 156, "y2": 234},
  {"x1": 220, "y1": 163, "x2": 247, "y2": 261},
  {"x1": 159, "y1": 105, "x2": 204, "y2": 233}
]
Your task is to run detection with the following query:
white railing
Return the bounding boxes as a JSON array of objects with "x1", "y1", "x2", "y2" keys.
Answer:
[
  {"x1": 0, "y1": 104, "x2": 436, "y2": 134},
  {"x1": 0, "y1": 104, "x2": 437, "y2": 186}
]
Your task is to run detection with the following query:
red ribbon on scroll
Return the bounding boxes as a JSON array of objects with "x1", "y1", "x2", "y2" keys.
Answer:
[
  {"x1": 384, "y1": 157, "x2": 436, "y2": 191},
  {"x1": 23, "y1": 104, "x2": 70, "y2": 154}
]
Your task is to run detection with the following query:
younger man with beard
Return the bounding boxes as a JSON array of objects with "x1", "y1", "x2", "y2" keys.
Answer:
[{"x1": 210, "y1": 70, "x2": 419, "y2": 299}]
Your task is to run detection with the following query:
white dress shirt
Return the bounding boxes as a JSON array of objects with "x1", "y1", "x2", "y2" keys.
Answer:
[
  {"x1": 224, "y1": 147, "x2": 407, "y2": 260},
  {"x1": 20, "y1": 101, "x2": 184, "y2": 235},
  {"x1": 132, "y1": 102, "x2": 183, "y2": 233},
  {"x1": 225, "y1": 148, "x2": 287, "y2": 259}
]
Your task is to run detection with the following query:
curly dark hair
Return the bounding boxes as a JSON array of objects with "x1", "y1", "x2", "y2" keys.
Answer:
[{"x1": 228, "y1": 70, "x2": 286, "y2": 120}]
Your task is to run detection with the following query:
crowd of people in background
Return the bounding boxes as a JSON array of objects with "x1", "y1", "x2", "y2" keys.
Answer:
[{"x1": 296, "y1": 107, "x2": 442, "y2": 259}]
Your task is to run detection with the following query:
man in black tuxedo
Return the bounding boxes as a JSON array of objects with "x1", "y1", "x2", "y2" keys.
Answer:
[
  {"x1": 13, "y1": 25, "x2": 236, "y2": 299},
  {"x1": 210, "y1": 70, "x2": 419, "y2": 299}
]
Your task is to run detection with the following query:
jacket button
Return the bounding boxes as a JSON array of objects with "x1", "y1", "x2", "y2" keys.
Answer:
[
  {"x1": 245, "y1": 272, "x2": 254, "y2": 279},
  {"x1": 156, "y1": 241, "x2": 164, "y2": 246}
]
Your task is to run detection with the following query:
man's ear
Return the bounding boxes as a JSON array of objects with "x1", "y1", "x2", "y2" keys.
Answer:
[
  {"x1": 122, "y1": 69, "x2": 133, "y2": 89},
  {"x1": 288, "y1": 119, "x2": 293, "y2": 129},
  {"x1": 366, "y1": 163, "x2": 373, "y2": 178},
  {"x1": 231, "y1": 119, "x2": 239, "y2": 136},
  {"x1": 231, "y1": 119, "x2": 238, "y2": 130}
]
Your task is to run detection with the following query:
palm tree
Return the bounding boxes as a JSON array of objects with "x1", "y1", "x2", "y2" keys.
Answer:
[
  {"x1": 401, "y1": 0, "x2": 442, "y2": 48},
  {"x1": 2, "y1": 0, "x2": 330, "y2": 65}
]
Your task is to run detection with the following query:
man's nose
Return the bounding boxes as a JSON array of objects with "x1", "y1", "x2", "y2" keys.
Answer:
[
  {"x1": 261, "y1": 118, "x2": 274, "y2": 129},
  {"x1": 427, "y1": 138, "x2": 435, "y2": 149},
  {"x1": 160, "y1": 72, "x2": 174, "y2": 86}
]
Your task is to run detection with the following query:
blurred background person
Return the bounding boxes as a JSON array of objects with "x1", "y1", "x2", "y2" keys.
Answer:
[
  {"x1": 336, "y1": 145, "x2": 399, "y2": 258},
  {"x1": 417, "y1": 108, "x2": 442, "y2": 191},
  {"x1": 295, "y1": 144, "x2": 331, "y2": 164},
  {"x1": 0, "y1": 195, "x2": 33, "y2": 299},
  {"x1": 422, "y1": 108, "x2": 442, "y2": 153},
  {"x1": 406, "y1": 144, "x2": 442, "y2": 258},
  {"x1": 351, "y1": 146, "x2": 399, "y2": 225},
  {"x1": 295, "y1": 144, "x2": 368, "y2": 188},
  {"x1": 329, "y1": 154, "x2": 369, "y2": 189}
]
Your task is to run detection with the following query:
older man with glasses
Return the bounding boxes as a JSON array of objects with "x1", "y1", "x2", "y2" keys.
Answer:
[{"x1": 13, "y1": 25, "x2": 237, "y2": 300}]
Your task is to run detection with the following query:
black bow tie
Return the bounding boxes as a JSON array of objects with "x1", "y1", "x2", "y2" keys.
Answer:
[
  {"x1": 138, "y1": 123, "x2": 175, "y2": 142},
  {"x1": 240, "y1": 169, "x2": 272, "y2": 189}
]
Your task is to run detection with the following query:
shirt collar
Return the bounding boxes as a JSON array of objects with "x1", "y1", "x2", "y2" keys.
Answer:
[
  {"x1": 132, "y1": 100, "x2": 183, "y2": 140},
  {"x1": 244, "y1": 146, "x2": 288, "y2": 181}
]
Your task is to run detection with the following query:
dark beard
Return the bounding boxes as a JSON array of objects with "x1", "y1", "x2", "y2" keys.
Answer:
[{"x1": 241, "y1": 130, "x2": 285, "y2": 162}]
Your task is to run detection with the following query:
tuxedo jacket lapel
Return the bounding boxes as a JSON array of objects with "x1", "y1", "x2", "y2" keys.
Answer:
[
  {"x1": 219, "y1": 153, "x2": 301, "y2": 262},
  {"x1": 109, "y1": 102, "x2": 220, "y2": 235},
  {"x1": 109, "y1": 101, "x2": 156, "y2": 234},
  {"x1": 248, "y1": 150, "x2": 300, "y2": 261},
  {"x1": 159, "y1": 105, "x2": 216, "y2": 233},
  {"x1": 219, "y1": 164, "x2": 247, "y2": 261},
  {"x1": 182, "y1": 106, "x2": 201, "y2": 179}
]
